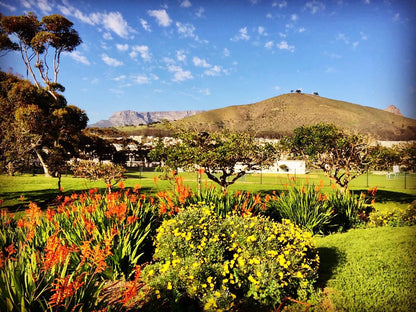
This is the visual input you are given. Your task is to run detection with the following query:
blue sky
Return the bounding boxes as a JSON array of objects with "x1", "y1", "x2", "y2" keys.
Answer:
[{"x1": 1, "y1": 0, "x2": 415, "y2": 124}]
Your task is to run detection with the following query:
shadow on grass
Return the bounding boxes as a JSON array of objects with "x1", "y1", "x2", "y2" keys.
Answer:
[
  {"x1": 316, "y1": 247, "x2": 346, "y2": 289},
  {"x1": 354, "y1": 189, "x2": 416, "y2": 204},
  {"x1": 1, "y1": 186, "x2": 154, "y2": 212}
]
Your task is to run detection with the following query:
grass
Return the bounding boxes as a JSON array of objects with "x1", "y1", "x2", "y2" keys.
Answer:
[{"x1": 315, "y1": 225, "x2": 416, "y2": 311}]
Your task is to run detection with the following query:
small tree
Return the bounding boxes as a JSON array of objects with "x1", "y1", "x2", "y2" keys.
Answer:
[
  {"x1": 284, "y1": 123, "x2": 370, "y2": 191},
  {"x1": 72, "y1": 160, "x2": 126, "y2": 192},
  {"x1": 149, "y1": 130, "x2": 278, "y2": 192}
]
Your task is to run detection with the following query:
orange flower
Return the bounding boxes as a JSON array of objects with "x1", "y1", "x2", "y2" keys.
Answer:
[
  {"x1": 43, "y1": 233, "x2": 71, "y2": 272},
  {"x1": 153, "y1": 176, "x2": 158, "y2": 184},
  {"x1": 46, "y1": 208, "x2": 55, "y2": 222},
  {"x1": 198, "y1": 168, "x2": 205, "y2": 175},
  {"x1": 127, "y1": 215, "x2": 138, "y2": 225},
  {"x1": 319, "y1": 180, "x2": 324, "y2": 187},
  {"x1": 133, "y1": 184, "x2": 141, "y2": 193},
  {"x1": 49, "y1": 274, "x2": 85, "y2": 307},
  {"x1": 118, "y1": 181, "x2": 125, "y2": 189},
  {"x1": 20, "y1": 195, "x2": 25, "y2": 202}
]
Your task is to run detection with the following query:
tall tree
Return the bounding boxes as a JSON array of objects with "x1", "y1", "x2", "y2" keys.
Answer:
[
  {"x1": 0, "y1": 13, "x2": 85, "y2": 177},
  {"x1": 283, "y1": 123, "x2": 370, "y2": 191},
  {"x1": 149, "y1": 130, "x2": 278, "y2": 192},
  {"x1": 0, "y1": 71, "x2": 87, "y2": 177},
  {"x1": 0, "y1": 13, "x2": 81, "y2": 96}
]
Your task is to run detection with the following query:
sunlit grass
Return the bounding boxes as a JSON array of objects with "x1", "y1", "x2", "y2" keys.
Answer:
[{"x1": 315, "y1": 225, "x2": 416, "y2": 311}]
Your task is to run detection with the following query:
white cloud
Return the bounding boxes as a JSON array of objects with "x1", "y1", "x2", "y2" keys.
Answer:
[
  {"x1": 180, "y1": 0, "x2": 192, "y2": 8},
  {"x1": 39, "y1": 0, "x2": 52, "y2": 13},
  {"x1": 116, "y1": 43, "x2": 129, "y2": 51},
  {"x1": 113, "y1": 75, "x2": 126, "y2": 81},
  {"x1": 393, "y1": 13, "x2": 400, "y2": 22},
  {"x1": 279, "y1": 32, "x2": 287, "y2": 38},
  {"x1": 193, "y1": 56, "x2": 211, "y2": 68},
  {"x1": 304, "y1": 1, "x2": 325, "y2": 14},
  {"x1": 231, "y1": 27, "x2": 250, "y2": 41},
  {"x1": 195, "y1": 7, "x2": 205, "y2": 18},
  {"x1": 101, "y1": 53, "x2": 123, "y2": 66},
  {"x1": 167, "y1": 64, "x2": 193, "y2": 82},
  {"x1": 176, "y1": 50, "x2": 187, "y2": 62},
  {"x1": 274, "y1": 85, "x2": 281, "y2": 90},
  {"x1": 198, "y1": 88, "x2": 210, "y2": 95},
  {"x1": 265, "y1": 41, "x2": 274, "y2": 49},
  {"x1": 140, "y1": 18, "x2": 151, "y2": 32},
  {"x1": 147, "y1": 9, "x2": 172, "y2": 27},
  {"x1": 129, "y1": 45, "x2": 151, "y2": 61},
  {"x1": 58, "y1": 3, "x2": 134, "y2": 39},
  {"x1": 65, "y1": 51, "x2": 90, "y2": 65},
  {"x1": 352, "y1": 41, "x2": 359, "y2": 49},
  {"x1": 102, "y1": 32, "x2": 113, "y2": 40},
  {"x1": 223, "y1": 48, "x2": 230, "y2": 57},
  {"x1": 277, "y1": 41, "x2": 295, "y2": 52},
  {"x1": 360, "y1": 31, "x2": 368, "y2": 40},
  {"x1": 204, "y1": 65, "x2": 222, "y2": 76},
  {"x1": 101, "y1": 12, "x2": 132, "y2": 39},
  {"x1": 273, "y1": 1, "x2": 287, "y2": 8},
  {"x1": 176, "y1": 22, "x2": 198, "y2": 39},
  {"x1": 258, "y1": 26, "x2": 266, "y2": 35},
  {"x1": 291, "y1": 14, "x2": 298, "y2": 21},
  {"x1": 336, "y1": 33, "x2": 349, "y2": 44},
  {"x1": 0, "y1": 1, "x2": 17, "y2": 11},
  {"x1": 326, "y1": 67, "x2": 335, "y2": 73},
  {"x1": 135, "y1": 75, "x2": 150, "y2": 84},
  {"x1": 299, "y1": 27, "x2": 306, "y2": 33}
]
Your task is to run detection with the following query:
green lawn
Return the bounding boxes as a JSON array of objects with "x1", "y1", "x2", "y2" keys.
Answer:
[{"x1": 315, "y1": 225, "x2": 416, "y2": 311}]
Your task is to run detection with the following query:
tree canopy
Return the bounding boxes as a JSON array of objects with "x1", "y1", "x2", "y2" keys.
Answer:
[
  {"x1": 283, "y1": 123, "x2": 370, "y2": 191},
  {"x1": 0, "y1": 71, "x2": 87, "y2": 176},
  {"x1": 0, "y1": 12, "x2": 81, "y2": 94},
  {"x1": 149, "y1": 130, "x2": 278, "y2": 191}
]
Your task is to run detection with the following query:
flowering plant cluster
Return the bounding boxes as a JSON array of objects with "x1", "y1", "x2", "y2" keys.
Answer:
[
  {"x1": 368, "y1": 200, "x2": 416, "y2": 227},
  {"x1": 143, "y1": 204, "x2": 319, "y2": 311},
  {"x1": 0, "y1": 184, "x2": 156, "y2": 311}
]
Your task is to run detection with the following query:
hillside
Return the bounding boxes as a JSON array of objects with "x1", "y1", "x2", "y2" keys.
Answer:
[
  {"x1": 90, "y1": 110, "x2": 204, "y2": 127},
  {"x1": 174, "y1": 93, "x2": 416, "y2": 140}
]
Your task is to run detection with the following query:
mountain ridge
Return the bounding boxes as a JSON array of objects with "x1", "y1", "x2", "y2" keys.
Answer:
[
  {"x1": 89, "y1": 110, "x2": 204, "y2": 128},
  {"x1": 173, "y1": 93, "x2": 416, "y2": 140}
]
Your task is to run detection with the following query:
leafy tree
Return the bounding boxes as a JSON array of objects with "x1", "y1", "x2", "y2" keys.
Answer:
[
  {"x1": 284, "y1": 123, "x2": 370, "y2": 191},
  {"x1": 0, "y1": 12, "x2": 81, "y2": 96},
  {"x1": 149, "y1": 130, "x2": 278, "y2": 192},
  {"x1": 0, "y1": 13, "x2": 85, "y2": 177},
  {"x1": 0, "y1": 71, "x2": 87, "y2": 177},
  {"x1": 369, "y1": 145, "x2": 400, "y2": 171},
  {"x1": 72, "y1": 160, "x2": 126, "y2": 192}
]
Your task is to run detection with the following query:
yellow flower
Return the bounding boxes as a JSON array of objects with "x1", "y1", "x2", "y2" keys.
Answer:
[
  {"x1": 246, "y1": 235, "x2": 256, "y2": 243},
  {"x1": 167, "y1": 282, "x2": 172, "y2": 290},
  {"x1": 147, "y1": 269, "x2": 154, "y2": 277},
  {"x1": 296, "y1": 271, "x2": 303, "y2": 278},
  {"x1": 214, "y1": 291, "x2": 221, "y2": 297}
]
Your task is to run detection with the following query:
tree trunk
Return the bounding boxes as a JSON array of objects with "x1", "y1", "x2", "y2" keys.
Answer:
[{"x1": 34, "y1": 148, "x2": 52, "y2": 177}]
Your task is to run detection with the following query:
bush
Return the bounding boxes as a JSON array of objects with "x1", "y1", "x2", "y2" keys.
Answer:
[
  {"x1": 142, "y1": 204, "x2": 319, "y2": 311},
  {"x1": 265, "y1": 183, "x2": 375, "y2": 234},
  {"x1": 265, "y1": 183, "x2": 334, "y2": 234},
  {"x1": 369, "y1": 200, "x2": 416, "y2": 227},
  {"x1": 327, "y1": 189, "x2": 375, "y2": 231}
]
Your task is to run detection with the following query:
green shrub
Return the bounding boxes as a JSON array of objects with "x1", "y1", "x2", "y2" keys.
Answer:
[
  {"x1": 142, "y1": 204, "x2": 319, "y2": 311},
  {"x1": 327, "y1": 190, "x2": 374, "y2": 231},
  {"x1": 265, "y1": 183, "x2": 334, "y2": 234},
  {"x1": 369, "y1": 200, "x2": 416, "y2": 227}
]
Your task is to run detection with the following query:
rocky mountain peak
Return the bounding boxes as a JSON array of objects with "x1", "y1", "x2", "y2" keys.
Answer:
[{"x1": 384, "y1": 105, "x2": 403, "y2": 116}]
